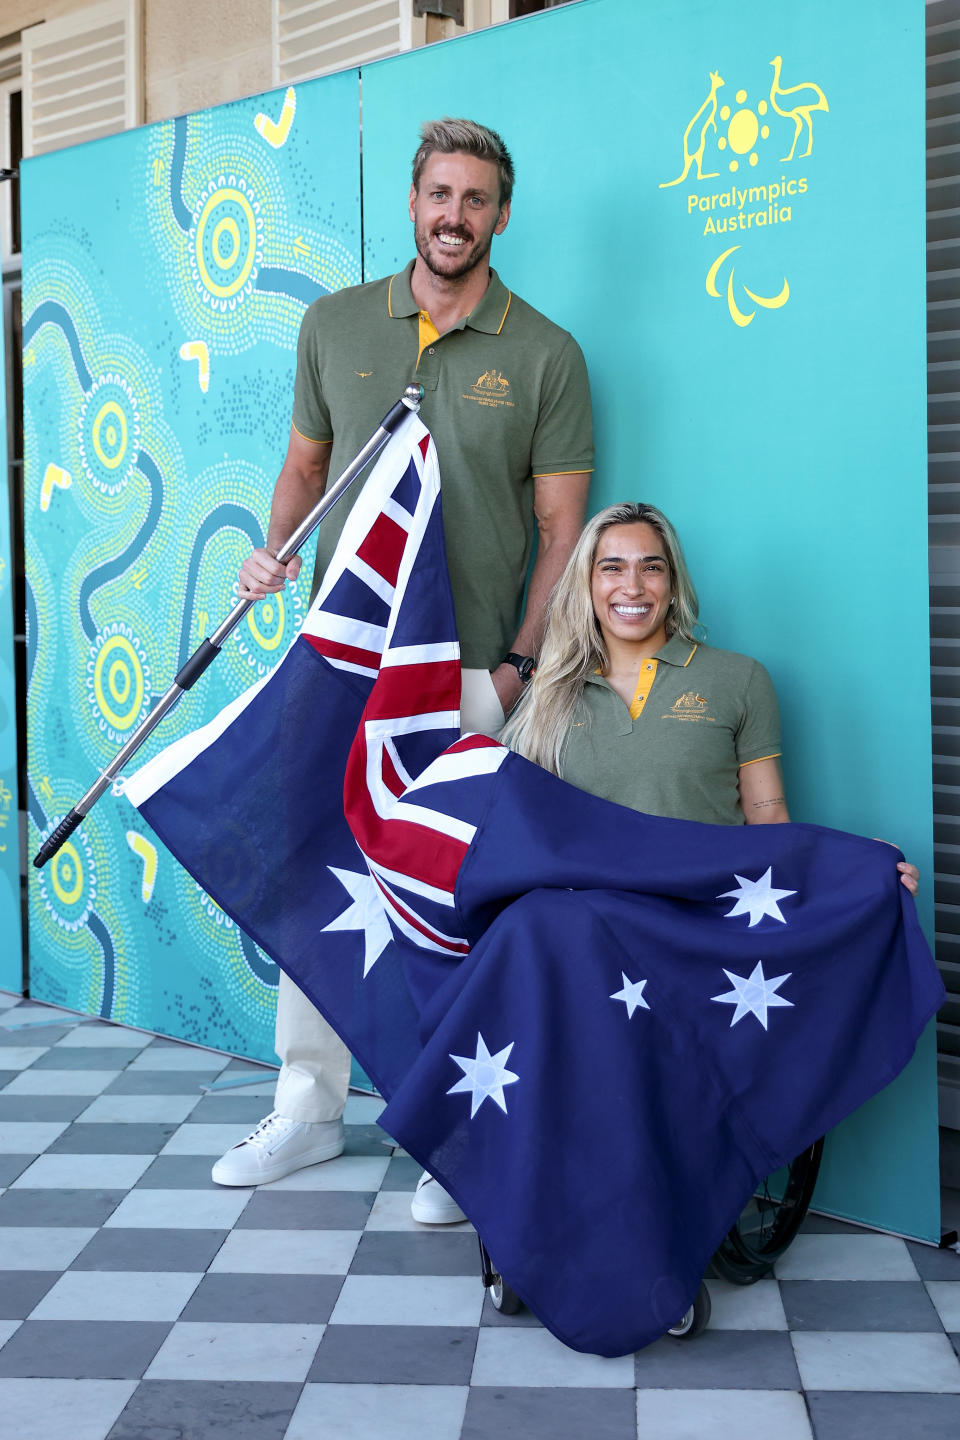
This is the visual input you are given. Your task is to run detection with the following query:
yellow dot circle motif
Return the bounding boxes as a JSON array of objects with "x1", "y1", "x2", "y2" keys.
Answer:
[
  {"x1": 93, "y1": 634, "x2": 145, "y2": 732},
  {"x1": 92, "y1": 401, "x2": 129, "y2": 470},
  {"x1": 51, "y1": 842, "x2": 84, "y2": 907},
  {"x1": 246, "y1": 592, "x2": 286, "y2": 653}
]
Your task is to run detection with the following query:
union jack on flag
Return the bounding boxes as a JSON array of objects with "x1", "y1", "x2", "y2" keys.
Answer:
[{"x1": 126, "y1": 416, "x2": 943, "y2": 1358}]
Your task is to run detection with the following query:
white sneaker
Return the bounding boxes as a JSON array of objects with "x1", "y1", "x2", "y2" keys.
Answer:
[
  {"x1": 211, "y1": 1111, "x2": 344, "y2": 1186},
  {"x1": 410, "y1": 1171, "x2": 467, "y2": 1224}
]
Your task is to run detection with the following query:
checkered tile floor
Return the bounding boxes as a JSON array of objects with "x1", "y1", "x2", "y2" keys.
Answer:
[{"x1": 1, "y1": 989, "x2": 958, "y2": 1440}]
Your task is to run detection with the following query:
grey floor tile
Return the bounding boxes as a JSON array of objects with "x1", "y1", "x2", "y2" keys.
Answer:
[
  {"x1": 187, "y1": 1095, "x2": 279, "y2": 1123},
  {"x1": 0, "y1": 1189, "x2": 125, "y2": 1228},
  {"x1": 31, "y1": 1048, "x2": 142, "y2": 1071},
  {"x1": 780, "y1": 1281, "x2": 942, "y2": 1332},
  {"x1": 799, "y1": 1215, "x2": 876, "y2": 1236},
  {"x1": 807, "y1": 1391, "x2": 960, "y2": 1439},
  {"x1": 0, "y1": 1071, "x2": 18, "y2": 1089},
  {"x1": 45, "y1": 1122, "x2": 180, "y2": 1154},
  {"x1": 0, "y1": 1026, "x2": 71, "y2": 1046},
  {"x1": 105, "y1": 1379, "x2": 301, "y2": 1440},
  {"x1": 0, "y1": 1097, "x2": 89, "y2": 1122},
  {"x1": 309, "y1": 1322, "x2": 477, "y2": 1384},
  {"x1": 343, "y1": 1123, "x2": 394, "y2": 1156},
  {"x1": 0, "y1": 1271, "x2": 59, "y2": 1319},
  {"x1": 236, "y1": 1189, "x2": 375, "y2": 1231},
  {"x1": 0, "y1": 1319, "x2": 171, "y2": 1378},
  {"x1": 70, "y1": 1227, "x2": 229, "y2": 1273},
  {"x1": 634, "y1": 1328, "x2": 801, "y2": 1388},
  {"x1": 349, "y1": 1230, "x2": 481, "y2": 1276},
  {"x1": 480, "y1": 1290, "x2": 545, "y2": 1327},
  {"x1": 461, "y1": 1385, "x2": 638, "y2": 1439},
  {"x1": 134, "y1": 1155, "x2": 226, "y2": 1189},
  {"x1": 906, "y1": 1241, "x2": 960, "y2": 1281},
  {"x1": 0, "y1": 1155, "x2": 33, "y2": 1186},
  {"x1": 380, "y1": 1154, "x2": 421, "y2": 1191},
  {"x1": 180, "y1": 1272, "x2": 343, "y2": 1324},
  {"x1": 103, "y1": 1070, "x2": 214, "y2": 1095}
]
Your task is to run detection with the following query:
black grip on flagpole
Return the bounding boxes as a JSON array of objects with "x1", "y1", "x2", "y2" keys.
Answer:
[
  {"x1": 381, "y1": 385, "x2": 424, "y2": 433},
  {"x1": 174, "y1": 638, "x2": 221, "y2": 691},
  {"x1": 33, "y1": 808, "x2": 84, "y2": 868}
]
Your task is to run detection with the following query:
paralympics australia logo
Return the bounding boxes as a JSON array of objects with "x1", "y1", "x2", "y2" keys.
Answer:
[{"x1": 658, "y1": 56, "x2": 830, "y2": 327}]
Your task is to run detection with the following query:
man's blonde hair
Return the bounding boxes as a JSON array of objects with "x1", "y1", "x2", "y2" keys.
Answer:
[{"x1": 412, "y1": 118, "x2": 515, "y2": 206}]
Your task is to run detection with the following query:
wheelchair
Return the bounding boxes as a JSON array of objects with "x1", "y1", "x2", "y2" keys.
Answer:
[{"x1": 478, "y1": 1137, "x2": 824, "y2": 1341}]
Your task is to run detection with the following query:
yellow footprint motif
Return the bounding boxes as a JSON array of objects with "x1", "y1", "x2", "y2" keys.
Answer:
[
  {"x1": 255, "y1": 87, "x2": 296, "y2": 148},
  {"x1": 127, "y1": 831, "x2": 158, "y2": 903},
  {"x1": 179, "y1": 340, "x2": 210, "y2": 394},
  {"x1": 40, "y1": 463, "x2": 72, "y2": 512}
]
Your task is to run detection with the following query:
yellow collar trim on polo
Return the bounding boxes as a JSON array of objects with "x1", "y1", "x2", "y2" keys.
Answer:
[{"x1": 416, "y1": 308, "x2": 440, "y2": 364}]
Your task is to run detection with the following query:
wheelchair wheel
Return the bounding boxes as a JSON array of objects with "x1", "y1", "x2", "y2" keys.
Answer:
[
  {"x1": 667, "y1": 1281, "x2": 711, "y2": 1339},
  {"x1": 490, "y1": 1274, "x2": 523, "y2": 1315},
  {"x1": 711, "y1": 1138, "x2": 824, "y2": 1285}
]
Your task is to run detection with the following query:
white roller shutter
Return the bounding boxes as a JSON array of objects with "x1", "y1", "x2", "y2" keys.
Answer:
[
  {"x1": 21, "y1": 0, "x2": 142, "y2": 159},
  {"x1": 927, "y1": 0, "x2": 960, "y2": 1125}
]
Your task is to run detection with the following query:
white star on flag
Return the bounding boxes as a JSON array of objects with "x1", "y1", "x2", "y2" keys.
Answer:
[
  {"x1": 321, "y1": 866, "x2": 392, "y2": 976},
  {"x1": 610, "y1": 972, "x2": 650, "y2": 1018},
  {"x1": 447, "y1": 1033, "x2": 519, "y2": 1119},
  {"x1": 711, "y1": 960, "x2": 793, "y2": 1029},
  {"x1": 718, "y1": 866, "x2": 796, "y2": 927}
]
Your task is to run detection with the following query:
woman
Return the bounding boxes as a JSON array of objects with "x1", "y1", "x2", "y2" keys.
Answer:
[{"x1": 502, "y1": 501, "x2": 918, "y2": 893}]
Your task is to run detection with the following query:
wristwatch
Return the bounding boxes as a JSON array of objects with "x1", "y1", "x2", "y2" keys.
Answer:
[{"x1": 502, "y1": 652, "x2": 536, "y2": 683}]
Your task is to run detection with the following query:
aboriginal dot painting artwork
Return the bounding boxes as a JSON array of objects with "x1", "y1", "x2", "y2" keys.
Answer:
[
  {"x1": 0, "y1": 300, "x2": 21, "y2": 994},
  {"x1": 21, "y1": 72, "x2": 361, "y2": 1056}
]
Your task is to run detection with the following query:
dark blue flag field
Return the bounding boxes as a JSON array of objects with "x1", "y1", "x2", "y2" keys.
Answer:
[{"x1": 126, "y1": 418, "x2": 944, "y2": 1356}]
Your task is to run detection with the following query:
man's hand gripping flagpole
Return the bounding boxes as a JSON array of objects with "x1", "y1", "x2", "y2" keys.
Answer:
[{"x1": 32, "y1": 384, "x2": 425, "y2": 870}]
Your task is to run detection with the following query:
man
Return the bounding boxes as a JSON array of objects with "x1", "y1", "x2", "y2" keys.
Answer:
[{"x1": 212, "y1": 117, "x2": 593, "y2": 1222}]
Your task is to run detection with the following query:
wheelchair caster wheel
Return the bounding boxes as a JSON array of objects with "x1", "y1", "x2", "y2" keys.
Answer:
[
  {"x1": 666, "y1": 1281, "x2": 711, "y2": 1339},
  {"x1": 491, "y1": 1273, "x2": 523, "y2": 1315}
]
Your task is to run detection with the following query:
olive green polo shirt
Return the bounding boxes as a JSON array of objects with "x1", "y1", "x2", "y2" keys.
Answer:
[
  {"x1": 292, "y1": 261, "x2": 594, "y2": 669},
  {"x1": 560, "y1": 637, "x2": 782, "y2": 825}
]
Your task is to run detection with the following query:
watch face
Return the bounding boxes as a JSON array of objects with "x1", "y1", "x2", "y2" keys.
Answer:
[{"x1": 519, "y1": 657, "x2": 536, "y2": 682}]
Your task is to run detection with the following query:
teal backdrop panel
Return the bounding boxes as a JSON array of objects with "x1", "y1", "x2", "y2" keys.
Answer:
[
  {"x1": 0, "y1": 290, "x2": 22, "y2": 993},
  {"x1": 361, "y1": 0, "x2": 938, "y2": 1239},
  {"x1": 22, "y1": 73, "x2": 361, "y2": 1058}
]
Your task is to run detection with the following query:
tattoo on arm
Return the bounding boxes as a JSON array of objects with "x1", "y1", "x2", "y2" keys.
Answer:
[{"x1": 751, "y1": 796, "x2": 785, "y2": 811}]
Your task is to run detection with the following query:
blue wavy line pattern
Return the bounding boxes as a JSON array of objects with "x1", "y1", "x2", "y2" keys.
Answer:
[
  {"x1": 23, "y1": 302, "x2": 93, "y2": 393},
  {"x1": 255, "y1": 268, "x2": 328, "y2": 307},
  {"x1": 178, "y1": 502, "x2": 263, "y2": 667},
  {"x1": 77, "y1": 450, "x2": 165, "y2": 644},
  {"x1": 170, "y1": 115, "x2": 193, "y2": 234}
]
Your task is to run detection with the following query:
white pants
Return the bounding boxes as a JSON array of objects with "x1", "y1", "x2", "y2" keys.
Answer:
[{"x1": 274, "y1": 667, "x2": 506, "y2": 1121}]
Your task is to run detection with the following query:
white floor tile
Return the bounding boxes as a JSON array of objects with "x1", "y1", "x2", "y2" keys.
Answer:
[
  {"x1": 287, "y1": 1383, "x2": 468, "y2": 1440},
  {"x1": 0, "y1": 1318, "x2": 21, "y2": 1347},
  {"x1": 925, "y1": 1281, "x2": 960, "y2": 1331},
  {"x1": 1, "y1": 1069, "x2": 121, "y2": 1096},
  {"x1": 792, "y1": 1331, "x2": 960, "y2": 1391},
  {"x1": 268, "y1": 1155, "x2": 391, "y2": 1192},
  {"x1": 11, "y1": 1153, "x2": 153, "y2": 1189},
  {"x1": 635, "y1": 1389, "x2": 813, "y2": 1438},
  {"x1": 471, "y1": 1327, "x2": 634, "y2": 1387},
  {"x1": 54, "y1": 1027, "x2": 149, "y2": 1048},
  {"x1": 0, "y1": 991, "x2": 22, "y2": 1008},
  {"x1": 145, "y1": 1320, "x2": 324, "y2": 1381},
  {"x1": 0, "y1": 1005, "x2": 80, "y2": 1027},
  {"x1": 0, "y1": 1380, "x2": 137, "y2": 1440},
  {"x1": 330, "y1": 1275, "x2": 484, "y2": 1327},
  {"x1": 705, "y1": 1278, "x2": 788, "y2": 1330},
  {"x1": 209, "y1": 1227, "x2": 361, "y2": 1275},
  {"x1": 161, "y1": 1123, "x2": 256, "y2": 1155},
  {"x1": 127, "y1": 1047, "x2": 231, "y2": 1072},
  {"x1": 365, "y1": 1189, "x2": 473, "y2": 1232},
  {"x1": 774, "y1": 1233, "x2": 918, "y2": 1280},
  {"x1": 0, "y1": 1227, "x2": 97, "y2": 1269},
  {"x1": 31, "y1": 1270, "x2": 203, "y2": 1321},
  {"x1": 0, "y1": 1120, "x2": 70, "y2": 1153},
  {"x1": 104, "y1": 1187, "x2": 251, "y2": 1228},
  {"x1": 0, "y1": 1048, "x2": 50, "y2": 1071},
  {"x1": 76, "y1": 1094, "x2": 201, "y2": 1123}
]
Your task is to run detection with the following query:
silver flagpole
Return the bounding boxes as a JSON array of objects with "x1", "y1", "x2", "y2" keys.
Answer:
[{"x1": 34, "y1": 383, "x2": 424, "y2": 868}]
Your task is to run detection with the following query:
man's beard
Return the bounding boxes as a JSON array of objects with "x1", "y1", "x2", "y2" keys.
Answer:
[{"x1": 414, "y1": 222, "x2": 492, "y2": 281}]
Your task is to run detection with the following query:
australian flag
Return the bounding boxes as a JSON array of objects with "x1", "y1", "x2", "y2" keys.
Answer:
[{"x1": 126, "y1": 416, "x2": 945, "y2": 1357}]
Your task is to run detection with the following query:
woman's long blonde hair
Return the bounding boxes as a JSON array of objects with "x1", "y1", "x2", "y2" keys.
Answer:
[{"x1": 500, "y1": 502, "x2": 699, "y2": 774}]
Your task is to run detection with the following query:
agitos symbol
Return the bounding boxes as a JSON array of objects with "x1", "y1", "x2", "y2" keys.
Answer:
[{"x1": 706, "y1": 246, "x2": 789, "y2": 329}]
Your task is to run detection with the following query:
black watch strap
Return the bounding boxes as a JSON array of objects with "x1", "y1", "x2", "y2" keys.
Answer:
[{"x1": 503, "y1": 652, "x2": 536, "y2": 683}]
